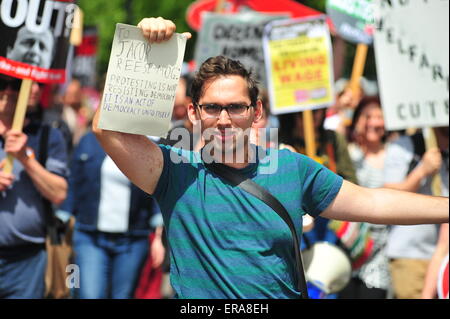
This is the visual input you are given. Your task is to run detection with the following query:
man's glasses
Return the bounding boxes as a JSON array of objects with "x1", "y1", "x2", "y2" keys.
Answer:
[
  {"x1": 196, "y1": 103, "x2": 254, "y2": 119},
  {"x1": 0, "y1": 78, "x2": 22, "y2": 91}
]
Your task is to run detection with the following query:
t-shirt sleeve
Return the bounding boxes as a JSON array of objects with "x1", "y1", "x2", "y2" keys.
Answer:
[
  {"x1": 152, "y1": 145, "x2": 173, "y2": 202},
  {"x1": 152, "y1": 145, "x2": 197, "y2": 210},
  {"x1": 299, "y1": 154, "x2": 343, "y2": 217}
]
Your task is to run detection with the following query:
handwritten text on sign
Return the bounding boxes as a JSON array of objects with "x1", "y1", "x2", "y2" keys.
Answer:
[{"x1": 98, "y1": 23, "x2": 187, "y2": 137}]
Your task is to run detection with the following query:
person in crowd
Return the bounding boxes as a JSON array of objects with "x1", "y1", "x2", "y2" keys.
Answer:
[
  {"x1": 57, "y1": 129, "x2": 165, "y2": 299},
  {"x1": 171, "y1": 75, "x2": 189, "y2": 123},
  {"x1": 250, "y1": 90, "x2": 278, "y2": 149},
  {"x1": 337, "y1": 96, "x2": 391, "y2": 299},
  {"x1": 133, "y1": 224, "x2": 166, "y2": 299},
  {"x1": 91, "y1": 17, "x2": 448, "y2": 299},
  {"x1": 159, "y1": 74, "x2": 200, "y2": 151},
  {"x1": 7, "y1": 25, "x2": 55, "y2": 69},
  {"x1": 324, "y1": 77, "x2": 378, "y2": 137},
  {"x1": 49, "y1": 79, "x2": 93, "y2": 149},
  {"x1": 0, "y1": 75, "x2": 68, "y2": 298},
  {"x1": 384, "y1": 126, "x2": 449, "y2": 298},
  {"x1": 278, "y1": 108, "x2": 357, "y2": 243},
  {"x1": 277, "y1": 107, "x2": 358, "y2": 298},
  {"x1": 26, "y1": 81, "x2": 73, "y2": 154},
  {"x1": 278, "y1": 108, "x2": 357, "y2": 183}
]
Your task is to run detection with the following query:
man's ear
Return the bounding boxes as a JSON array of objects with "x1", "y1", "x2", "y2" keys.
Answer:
[
  {"x1": 187, "y1": 102, "x2": 200, "y2": 125},
  {"x1": 253, "y1": 99, "x2": 263, "y2": 124}
]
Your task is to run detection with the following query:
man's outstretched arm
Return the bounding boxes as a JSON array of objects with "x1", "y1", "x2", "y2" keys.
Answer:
[
  {"x1": 321, "y1": 180, "x2": 449, "y2": 225},
  {"x1": 92, "y1": 17, "x2": 191, "y2": 195}
]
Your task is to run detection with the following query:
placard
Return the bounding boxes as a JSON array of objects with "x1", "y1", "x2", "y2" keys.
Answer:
[
  {"x1": 263, "y1": 16, "x2": 335, "y2": 115},
  {"x1": 0, "y1": 0, "x2": 76, "y2": 83},
  {"x1": 326, "y1": 0, "x2": 374, "y2": 45},
  {"x1": 373, "y1": 0, "x2": 449, "y2": 130},
  {"x1": 98, "y1": 23, "x2": 187, "y2": 137},
  {"x1": 194, "y1": 11, "x2": 288, "y2": 88}
]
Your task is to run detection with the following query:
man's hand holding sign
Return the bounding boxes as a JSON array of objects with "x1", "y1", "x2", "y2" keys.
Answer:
[{"x1": 138, "y1": 17, "x2": 192, "y2": 43}]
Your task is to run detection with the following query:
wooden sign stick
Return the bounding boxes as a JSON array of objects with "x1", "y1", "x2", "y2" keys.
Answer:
[
  {"x1": 424, "y1": 127, "x2": 442, "y2": 196},
  {"x1": 2, "y1": 78, "x2": 33, "y2": 174},
  {"x1": 303, "y1": 109, "x2": 317, "y2": 158},
  {"x1": 70, "y1": 6, "x2": 84, "y2": 46},
  {"x1": 348, "y1": 43, "x2": 368, "y2": 99}
]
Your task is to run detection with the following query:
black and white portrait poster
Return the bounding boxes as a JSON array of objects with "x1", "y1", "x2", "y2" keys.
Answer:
[{"x1": 0, "y1": 0, "x2": 76, "y2": 83}]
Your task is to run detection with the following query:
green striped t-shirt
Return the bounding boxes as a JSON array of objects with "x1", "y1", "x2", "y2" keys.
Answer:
[{"x1": 153, "y1": 145, "x2": 343, "y2": 299}]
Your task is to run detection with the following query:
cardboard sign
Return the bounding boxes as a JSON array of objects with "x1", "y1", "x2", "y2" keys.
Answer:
[
  {"x1": 262, "y1": 16, "x2": 335, "y2": 115},
  {"x1": 373, "y1": 0, "x2": 449, "y2": 130},
  {"x1": 0, "y1": 0, "x2": 76, "y2": 83},
  {"x1": 194, "y1": 11, "x2": 288, "y2": 88},
  {"x1": 326, "y1": 0, "x2": 374, "y2": 45},
  {"x1": 98, "y1": 24, "x2": 187, "y2": 137}
]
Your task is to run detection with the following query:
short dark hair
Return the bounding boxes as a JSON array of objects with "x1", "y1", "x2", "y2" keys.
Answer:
[{"x1": 190, "y1": 56, "x2": 259, "y2": 106}]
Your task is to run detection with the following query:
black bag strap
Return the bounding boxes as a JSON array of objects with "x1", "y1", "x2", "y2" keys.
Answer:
[
  {"x1": 38, "y1": 124, "x2": 60, "y2": 245},
  {"x1": 204, "y1": 162, "x2": 309, "y2": 299}
]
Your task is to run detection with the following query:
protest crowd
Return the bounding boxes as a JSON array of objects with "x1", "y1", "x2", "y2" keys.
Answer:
[{"x1": 0, "y1": 0, "x2": 449, "y2": 300}]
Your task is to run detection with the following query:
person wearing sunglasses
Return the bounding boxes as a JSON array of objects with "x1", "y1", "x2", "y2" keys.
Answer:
[
  {"x1": 0, "y1": 75, "x2": 68, "y2": 298},
  {"x1": 92, "y1": 17, "x2": 448, "y2": 299}
]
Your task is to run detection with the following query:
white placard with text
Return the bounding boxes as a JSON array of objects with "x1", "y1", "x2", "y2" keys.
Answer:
[
  {"x1": 98, "y1": 23, "x2": 187, "y2": 136},
  {"x1": 373, "y1": 1, "x2": 449, "y2": 130}
]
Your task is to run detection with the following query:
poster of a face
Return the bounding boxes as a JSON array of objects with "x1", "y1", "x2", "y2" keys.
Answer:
[
  {"x1": 6, "y1": 23, "x2": 54, "y2": 69},
  {"x1": 195, "y1": 12, "x2": 289, "y2": 89},
  {"x1": 0, "y1": 0, "x2": 76, "y2": 83}
]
